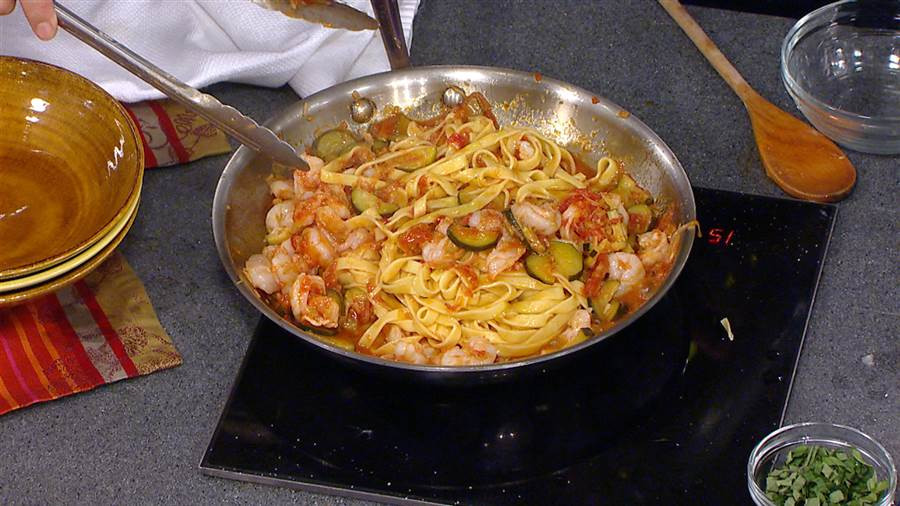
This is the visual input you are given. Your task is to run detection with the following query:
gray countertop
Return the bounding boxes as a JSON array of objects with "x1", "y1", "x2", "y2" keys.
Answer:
[{"x1": 1, "y1": 1, "x2": 896, "y2": 504}]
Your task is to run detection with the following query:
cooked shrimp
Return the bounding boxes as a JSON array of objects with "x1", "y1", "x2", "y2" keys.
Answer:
[
  {"x1": 328, "y1": 194, "x2": 352, "y2": 218},
  {"x1": 439, "y1": 347, "x2": 469, "y2": 366},
  {"x1": 315, "y1": 206, "x2": 349, "y2": 242},
  {"x1": 293, "y1": 191, "x2": 347, "y2": 230},
  {"x1": 269, "y1": 178, "x2": 294, "y2": 200},
  {"x1": 465, "y1": 209, "x2": 504, "y2": 232},
  {"x1": 244, "y1": 254, "x2": 278, "y2": 294},
  {"x1": 465, "y1": 336, "x2": 498, "y2": 362},
  {"x1": 422, "y1": 219, "x2": 463, "y2": 268},
  {"x1": 325, "y1": 181, "x2": 351, "y2": 201},
  {"x1": 485, "y1": 232, "x2": 525, "y2": 278},
  {"x1": 300, "y1": 153, "x2": 324, "y2": 172},
  {"x1": 560, "y1": 309, "x2": 591, "y2": 344},
  {"x1": 270, "y1": 239, "x2": 306, "y2": 287},
  {"x1": 637, "y1": 229, "x2": 670, "y2": 266},
  {"x1": 421, "y1": 343, "x2": 439, "y2": 362},
  {"x1": 293, "y1": 227, "x2": 336, "y2": 268},
  {"x1": 289, "y1": 274, "x2": 340, "y2": 328},
  {"x1": 606, "y1": 252, "x2": 645, "y2": 296},
  {"x1": 439, "y1": 336, "x2": 498, "y2": 365},
  {"x1": 435, "y1": 218, "x2": 452, "y2": 235},
  {"x1": 385, "y1": 325, "x2": 405, "y2": 343},
  {"x1": 511, "y1": 201, "x2": 561, "y2": 236},
  {"x1": 560, "y1": 205, "x2": 581, "y2": 242},
  {"x1": 294, "y1": 154, "x2": 324, "y2": 196},
  {"x1": 265, "y1": 201, "x2": 294, "y2": 233},
  {"x1": 339, "y1": 228, "x2": 373, "y2": 253},
  {"x1": 515, "y1": 139, "x2": 535, "y2": 160},
  {"x1": 422, "y1": 237, "x2": 462, "y2": 268},
  {"x1": 384, "y1": 340, "x2": 427, "y2": 364},
  {"x1": 559, "y1": 189, "x2": 613, "y2": 243}
]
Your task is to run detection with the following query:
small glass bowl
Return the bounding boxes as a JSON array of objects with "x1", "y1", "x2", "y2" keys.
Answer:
[
  {"x1": 748, "y1": 422, "x2": 897, "y2": 506},
  {"x1": 781, "y1": 0, "x2": 900, "y2": 154}
]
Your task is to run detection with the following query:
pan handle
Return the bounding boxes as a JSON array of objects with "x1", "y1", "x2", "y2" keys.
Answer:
[{"x1": 371, "y1": 0, "x2": 411, "y2": 69}]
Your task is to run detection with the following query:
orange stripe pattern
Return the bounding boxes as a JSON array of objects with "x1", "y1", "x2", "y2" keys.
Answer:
[{"x1": 0, "y1": 254, "x2": 181, "y2": 416}]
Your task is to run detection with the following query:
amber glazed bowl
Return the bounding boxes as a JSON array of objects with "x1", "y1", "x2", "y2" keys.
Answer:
[
  {"x1": 0, "y1": 199, "x2": 139, "y2": 307},
  {"x1": 0, "y1": 57, "x2": 143, "y2": 280}
]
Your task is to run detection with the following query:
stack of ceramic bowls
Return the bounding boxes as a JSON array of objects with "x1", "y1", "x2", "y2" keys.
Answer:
[{"x1": 0, "y1": 57, "x2": 144, "y2": 307}]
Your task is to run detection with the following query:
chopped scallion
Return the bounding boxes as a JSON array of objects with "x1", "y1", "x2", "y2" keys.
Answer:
[{"x1": 763, "y1": 445, "x2": 888, "y2": 506}]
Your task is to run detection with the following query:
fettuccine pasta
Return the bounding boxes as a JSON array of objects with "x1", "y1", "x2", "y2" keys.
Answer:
[{"x1": 243, "y1": 93, "x2": 685, "y2": 366}]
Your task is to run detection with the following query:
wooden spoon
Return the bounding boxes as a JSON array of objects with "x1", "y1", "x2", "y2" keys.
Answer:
[{"x1": 658, "y1": 0, "x2": 856, "y2": 203}]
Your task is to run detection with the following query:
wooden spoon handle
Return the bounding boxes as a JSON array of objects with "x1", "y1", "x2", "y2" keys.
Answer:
[{"x1": 658, "y1": 0, "x2": 754, "y2": 101}]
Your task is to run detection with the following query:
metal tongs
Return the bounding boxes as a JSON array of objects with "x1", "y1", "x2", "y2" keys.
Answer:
[
  {"x1": 53, "y1": 0, "x2": 410, "y2": 168},
  {"x1": 250, "y1": 0, "x2": 377, "y2": 31}
]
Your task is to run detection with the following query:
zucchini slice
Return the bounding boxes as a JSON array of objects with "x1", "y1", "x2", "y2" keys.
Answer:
[
  {"x1": 393, "y1": 145, "x2": 437, "y2": 171},
  {"x1": 524, "y1": 252, "x2": 555, "y2": 284},
  {"x1": 351, "y1": 187, "x2": 399, "y2": 217},
  {"x1": 326, "y1": 289, "x2": 344, "y2": 316},
  {"x1": 298, "y1": 322, "x2": 338, "y2": 336},
  {"x1": 599, "y1": 301, "x2": 620, "y2": 322},
  {"x1": 571, "y1": 328, "x2": 592, "y2": 345},
  {"x1": 342, "y1": 287, "x2": 368, "y2": 332},
  {"x1": 614, "y1": 174, "x2": 651, "y2": 207},
  {"x1": 344, "y1": 287, "x2": 367, "y2": 305},
  {"x1": 627, "y1": 204, "x2": 653, "y2": 234},
  {"x1": 317, "y1": 335, "x2": 355, "y2": 351},
  {"x1": 313, "y1": 129, "x2": 358, "y2": 162},
  {"x1": 372, "y1": 138, "x2": 389, "y2": 153},
  {"x1": 590, "y1": 279, "x2": 620, "y2": 316},
  {"x1": 548, "y1": 241, "x2": 583, "y2": 280},
  {"x1": 524, "y1": 241, "x2": 583, "y2": 284},
  {"x1": 503, "y1": 208, "x2": 546, "y2": 253},
  {"x1": 447, "y1": 222, "x2": 500, "y2": 251}
]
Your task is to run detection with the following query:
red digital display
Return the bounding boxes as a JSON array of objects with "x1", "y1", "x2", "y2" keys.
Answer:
[{"x1": 707, "y1": 228, "x2": 735, "y2": 246}]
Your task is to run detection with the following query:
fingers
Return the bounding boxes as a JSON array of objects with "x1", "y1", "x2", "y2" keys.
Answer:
[
  {"x1": 0, "y1": 0, "x2": 15, "y2": 16},
  {"x1": 20, "y1": 0, "x2": 57, "y2": 40}
]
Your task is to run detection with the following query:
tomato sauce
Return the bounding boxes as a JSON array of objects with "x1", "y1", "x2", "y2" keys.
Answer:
[
  {"x1": 448, "y1": 132, "x2": 469, "y2": 150},
  {"x1": 398, "y1": 223, "x2": 435, "y2": 255},
  {"x1": 583, "y1": 256, "x2": 609, "y2": 298}
]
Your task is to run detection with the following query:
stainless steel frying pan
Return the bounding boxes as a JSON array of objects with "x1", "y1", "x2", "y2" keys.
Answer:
[{"x1": 212, "y1": 65, "x2": 696, "y2": 380}]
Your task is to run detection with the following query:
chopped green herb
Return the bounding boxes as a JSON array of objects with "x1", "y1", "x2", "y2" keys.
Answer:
[{"x1": 763, "y1": 445, "x2": 889, "y2": 506}]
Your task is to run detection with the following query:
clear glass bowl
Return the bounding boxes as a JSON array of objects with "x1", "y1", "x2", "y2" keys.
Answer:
[
  {"x1": 781, "y1": 0, "x2": 900, "y2": 154},
  {"x1": 748, "y1": 422, "x2": 897, "y2": 506}
]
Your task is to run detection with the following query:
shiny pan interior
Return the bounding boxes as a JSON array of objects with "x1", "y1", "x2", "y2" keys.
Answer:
[{"x1": 213, "y1": 65, "x2": 696, "y2": 377}]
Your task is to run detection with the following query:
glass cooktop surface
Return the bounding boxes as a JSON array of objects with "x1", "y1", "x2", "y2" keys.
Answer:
[{"x1": 201, "y1": 187, "x2": 837, "y2": 505}]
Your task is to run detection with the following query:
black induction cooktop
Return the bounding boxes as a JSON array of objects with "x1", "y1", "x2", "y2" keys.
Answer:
[{"x1": 201, "y1": 187, "x2": 837, "y2": 505}]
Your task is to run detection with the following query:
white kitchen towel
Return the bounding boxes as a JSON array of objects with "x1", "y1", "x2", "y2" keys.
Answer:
[{"x1": 0, "y1": 0, "x2": 418, "y2": 102}]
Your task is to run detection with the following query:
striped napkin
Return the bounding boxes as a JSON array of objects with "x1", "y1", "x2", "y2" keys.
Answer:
[
  {"x1": 0, "y1": 99, "x2": 229, "y2": 416},
  {"x1": 0, "y1": 253, "x2": 180, "y2": 415}
]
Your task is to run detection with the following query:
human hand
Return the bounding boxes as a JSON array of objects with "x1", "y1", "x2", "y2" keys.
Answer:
[{"x1": 0, "y1": 0, "x2": 57, "y2": 40}]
